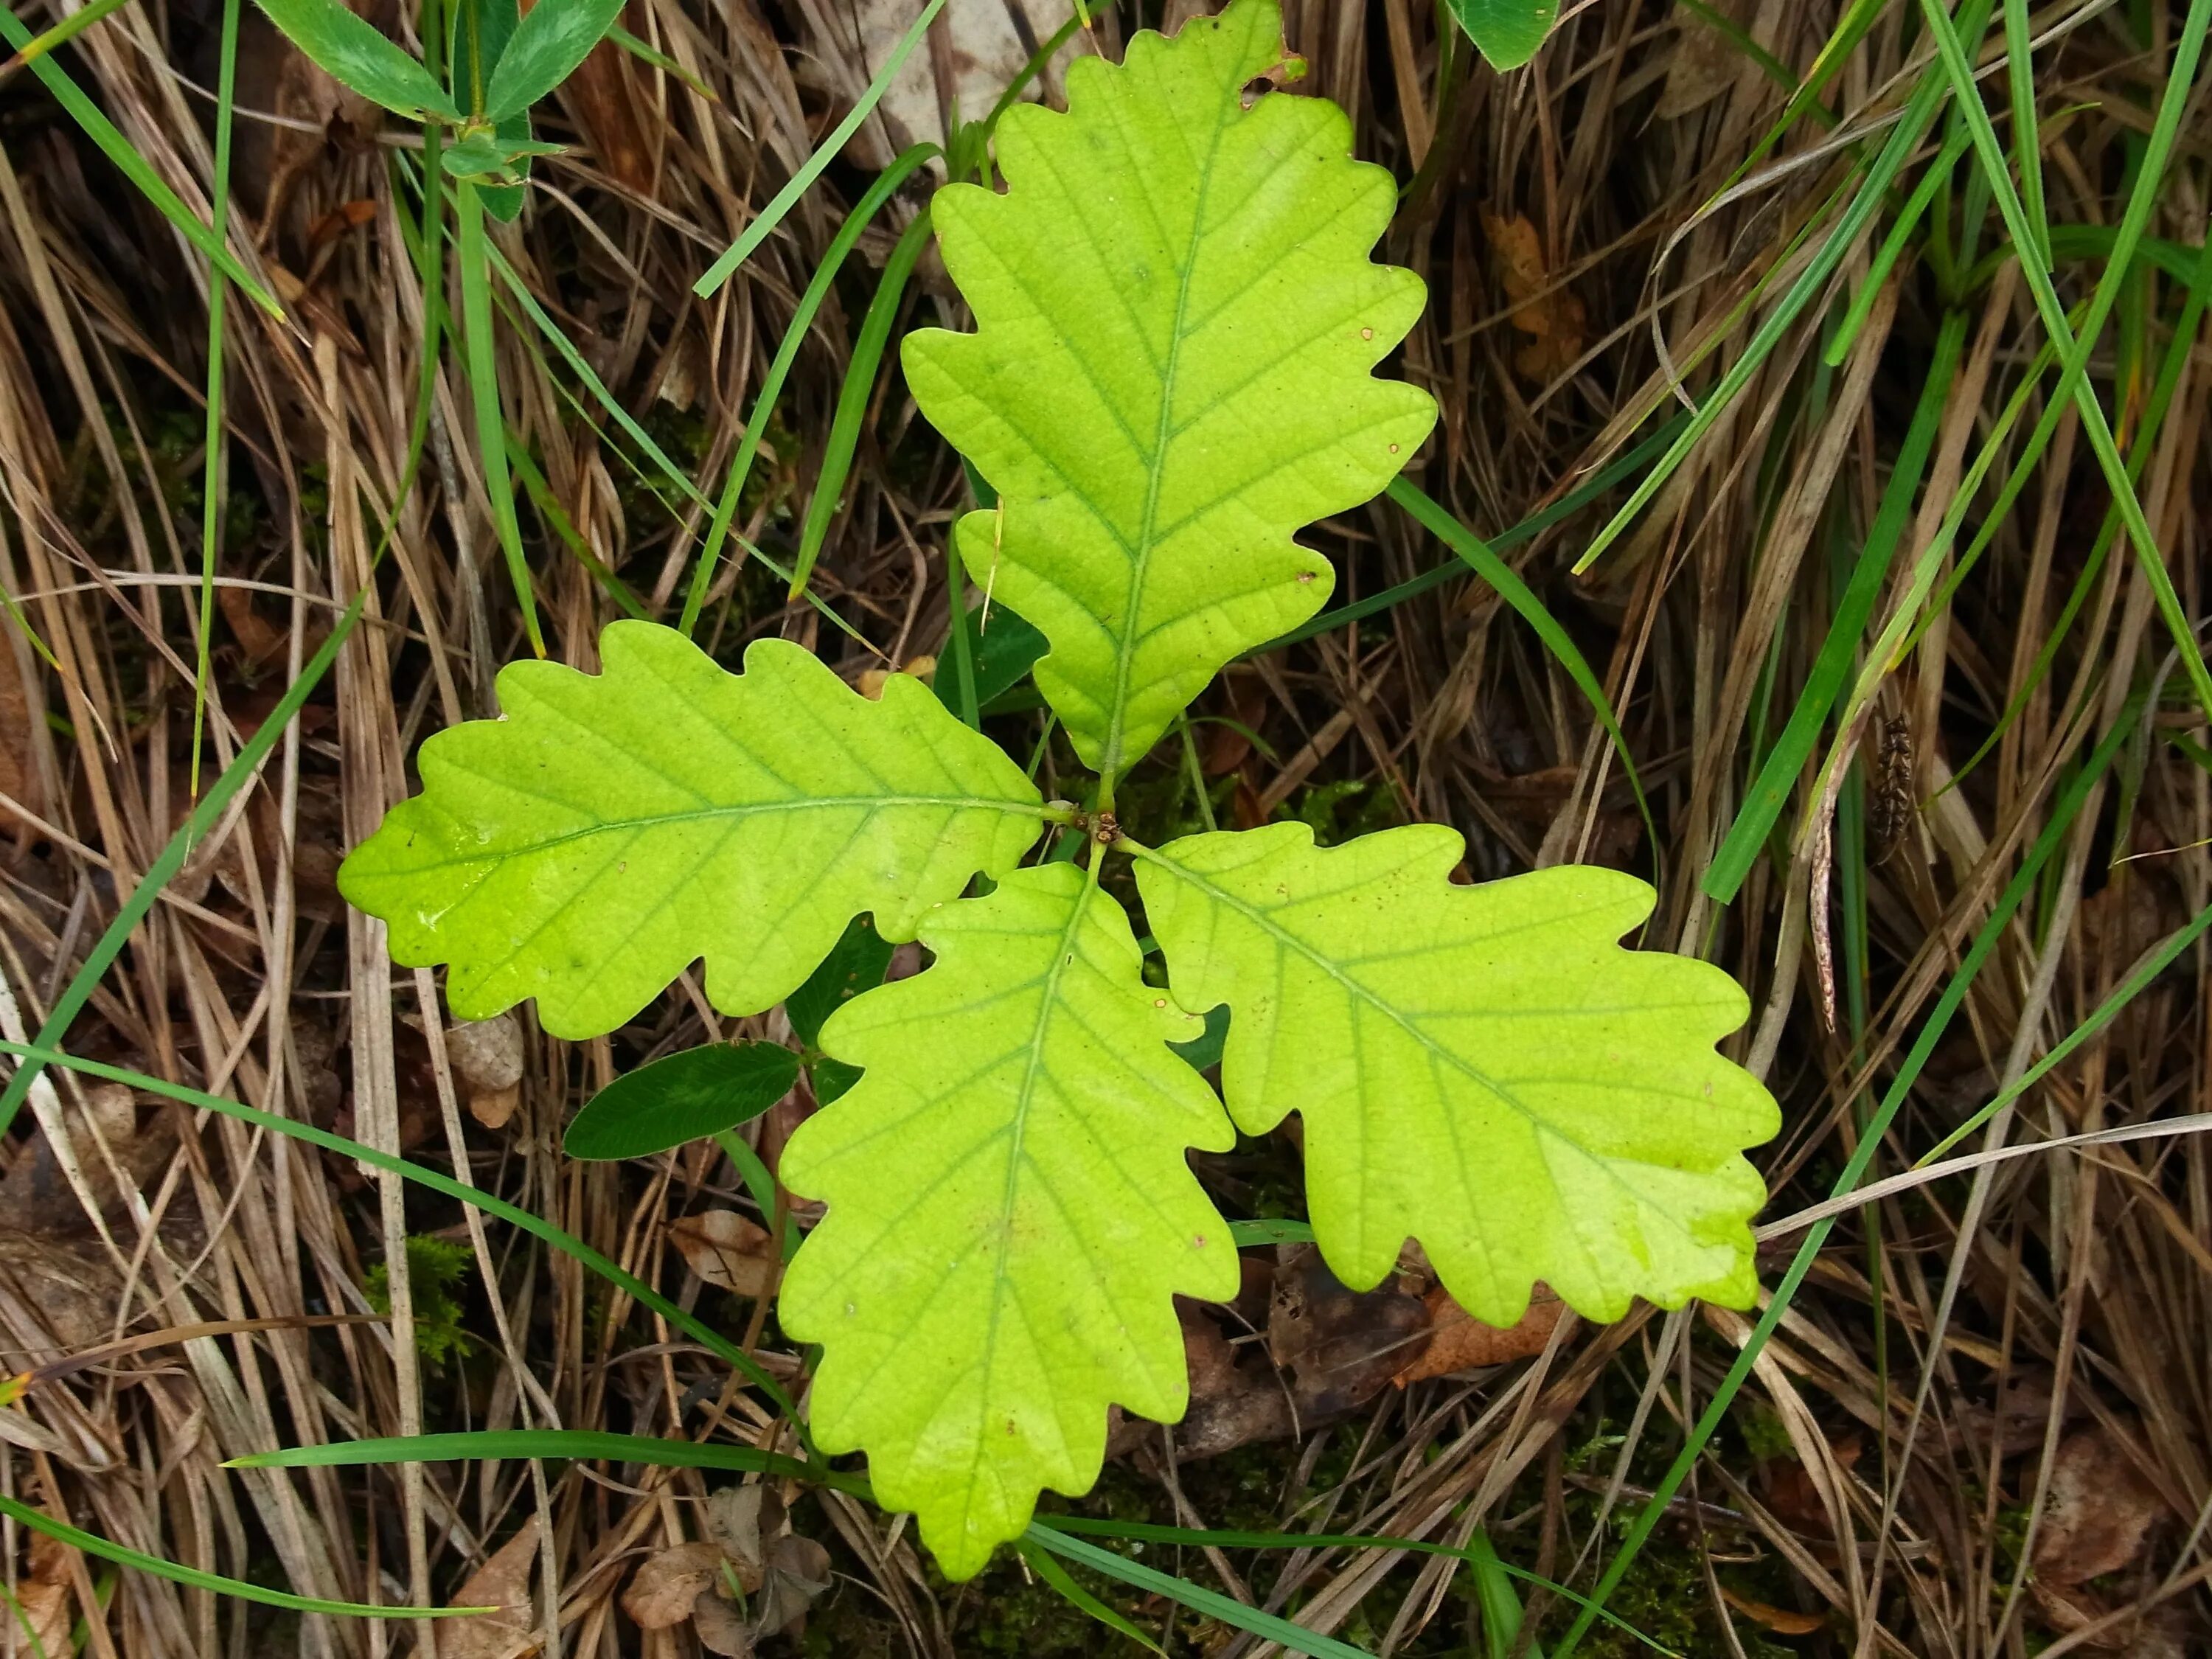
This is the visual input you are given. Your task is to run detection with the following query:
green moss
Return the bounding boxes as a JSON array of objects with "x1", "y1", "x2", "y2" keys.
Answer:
[{"x1": 364, "y1": 1234, "x2": 474, "y2": 1366}]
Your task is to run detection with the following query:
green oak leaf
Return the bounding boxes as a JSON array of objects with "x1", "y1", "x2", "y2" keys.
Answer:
[
  {"x1": 902, "y1": 0, "x2": 1436, "y2": 782},
  {"x1": 778, "y1": 863, "x2": 1239, "y2": 1579},
  {"x1": 1134, "y1": 823, "x2": 1778, "y2": 1325},
  {"x1": 338, "y1": 622, "x2": 1046, "y2": 1038}
]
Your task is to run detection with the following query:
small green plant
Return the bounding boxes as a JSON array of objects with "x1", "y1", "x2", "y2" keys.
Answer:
[
  {"x1": 338, "y1": 0, "x2": 1776, "y2": 1581},
  {"x1": 364, "y1": 1234, "x2": 475, "y2": 1366}
]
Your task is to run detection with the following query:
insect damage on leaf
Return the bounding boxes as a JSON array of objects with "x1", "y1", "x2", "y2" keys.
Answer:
[
  {"x1": 902, "y1": 0, "x2": 1436, "y2": 784},
  {"x1": 1134, "y1": 822, "x2": 1778, "y2": 1325},
  {"x1": 778, "y1": 864, "x2": 1238, "y2": 1579},
  {"x1": 337, "y1": 622, "x2": 1046, "y2": 1038}
]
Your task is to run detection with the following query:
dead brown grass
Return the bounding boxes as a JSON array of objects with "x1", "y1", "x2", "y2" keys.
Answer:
[{"x1": 1, "y1": 0, "x2": 2209, "y2": 1654}]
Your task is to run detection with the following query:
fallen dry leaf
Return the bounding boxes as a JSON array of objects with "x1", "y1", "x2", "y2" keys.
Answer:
[
  {"x1": 440, "y1": 1516, "x2": 538, "y2": 1659},
  {"x1": 1717, "y1": 1585, "x2": 1823, "y2": 1635},
  {"x1": 1394, "y1": 1284, "x2": 1565, "y2": 1385},
  {"x1": 15, "y1": 1526, "x2": 75, "y2": 1656},
  {"x1": 1481, "y1": 209, "x2": 1587, "y2": 382},
  {"x1": 1655, "y1": 0, "x2": 1754, "y2": 119},
  {"x1": 445, "y1": 1014, "x2": 524, "y2": 1130},
  {"x1": 703, "y1": 1484, "x2": 782, "y2": 1590},
  {"x1": 669, "y1": 1211, "x2": 778, "y2": 1297},
  {"x1": 2035, "y1": 1424, "x2": 2168, "y2": 1587},
  {"x1": 1268, "y1": 1245, "x2": 1430, "y2": 1416},
  {"x1": 622, "y1": 1539, "x2": 725, "y2": 1630},
  {"x1": 0, "y1": 651, "x2": 43, "y2": 838}
]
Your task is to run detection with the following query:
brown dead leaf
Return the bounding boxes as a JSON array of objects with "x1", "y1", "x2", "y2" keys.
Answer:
[
  {"x1": 622, "y1": 1540, "x2": 724, "y2": 1630},
  {"x1": 1268, "y1": 1245, "x2": 1430, "y2": 1416},
  {"x1": 1655, "y1": 0, "x2": 1753, "y2": 119},
  {"x1": 692, "y1": 1589, "x2": 757, "y2": 1657},
  {"x1": 1717, "y1": 1585, "x2": 1823, "y2": 1635},
  {"x1": 555, "y1": 27, "x2": 660, "y2": 198},
  {"x1": 15, "y1": 1527, "x2": 76, "y2": 1657},
  {"x1": 0, "y1": 653, "x2": 43, "y2": 835},
  {"x1": 753, "y1": 1534, "x2": 832, "y2": 1637},
  {"x1": 2035, "y1": 1425, "x2": 2168, "y2": 1587},
  {"x1": 441, "y1": 1516, "x2": 539, "y2": 1659},
  {"x1": 669, "y1": 1211, "x2": 777, "y2": 1298},
  {"x1": 445, "y1": 1014, "x2": 524, "y2": 1129},
  {"x1": 1481, "y1": 209, "x2": 1587, "y2": 382},
  {"x1": 703, "y1": 1484, "x2": 782, "y2": 1591},
  {"x1": 1394, "y1": 1284, "x2": 1565, "y2": 1385}
]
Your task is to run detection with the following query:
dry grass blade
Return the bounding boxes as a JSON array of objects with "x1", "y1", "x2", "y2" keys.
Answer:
[{"x1": 0, "y1": 0, "x2": 2208, "y2": 1655}]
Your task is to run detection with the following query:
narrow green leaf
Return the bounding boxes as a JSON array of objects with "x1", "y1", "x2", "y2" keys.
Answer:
[
  {"x1": 904, "y1": 0, "x2": 1436, "y2": 786},
  {"x1": 1017, "y1": 1540, "x2": 1169, "y2": 1658},
  {"x1": 1225, "y1": 1217, "x2": 1312, "y2": 1248},
  {"x1": 1703, "y1": 311, "x2": 1967, "y2": 904},
  {"x1": 564, "y1": 1042, "x2": 801, "y2": 1160},
  {"x1": 249, "y1": 0, "x2": 459, "y2": 119},
  {"x1": 228, "y1": 1430, "x2": 846, "y2": 1489},
  {"x1": 481, "y1": 0, "x2": 622, "y2": 120},
  {"x1": 0, "y1": 7, "x2": 279, "y2": 313},
  {"x1": 0, "y1": 597, "x2": 361, "y2": 1139},
  {"x1": 1135, "y1": 824, "x2": 1777, "y2": 1324},
  {"x1": 453, "y1": 180, "x2": 543, "y2": 655},
  {"x1": 785, "y1": 918, "x2": 894, "y2": 1049},
  {"x1": 678, "y1": 144, "x2": 942, "y2": 634},
  {"x1": 1023, "y1": 1527, "x2": 1374, "y2": 1659},
  {"x1": 779, "y1": 864, "x2": 1239, "y2": 1579},
  {"x1": 1388, "y1": 477, "x2": 1653, "y2": 855},
  {"x1": 0, "y1": 1493, "x2": 486, "y2": 1619},
  {"x1": 188, "y1": 0, "x2": 244, "y2": 800},
  {"x1": 1446, "y1": 0, "x2": 1555, "y2": 72},
  {"x1": 0, "y1": 1040, "x2": 801, "y2": 1424},
  {"x1": 691, "y1": 0, "x2": 947, "y2": 297},
  {"x1": 339, "y1": 623, "x2": 1047, "y2": 1038},
  {"x1": 790, "y1": 205, "x2": 933, "y2": 599}
]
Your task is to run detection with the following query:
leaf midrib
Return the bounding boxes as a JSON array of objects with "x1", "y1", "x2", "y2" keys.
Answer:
[
  {"x1": 1138, "y1": 846, "x2": 1724, "y2": 1247},
  {"x1": 404, "y1": 796, "x2": 1048, "y2": 866},
  {"x1": 1097, "y1": 57, "x2": 1242, "y2": 787}
]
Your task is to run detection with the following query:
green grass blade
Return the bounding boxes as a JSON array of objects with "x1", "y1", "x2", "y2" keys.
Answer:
[
  {"x1": 788, "y1": 204, "x2": 933, "y2": 600},
  {"x1": 1918, "y1": 900, "x2": 2212, "y2": 1168},
  {"x1": 1825, "y1": 123, "x2": 1970, "y2": 366},
  {"x1": 1914, "y1": 0, "x2": 2212, "y2": 725},
  {"x1": 1, "y1": 0, "x2": 133, "y2": 69},
  {"x1": 1017, "y1": 1539, "x2": 1168, "y2": 1658},
  {"x1": 1225, "y1": 1218, "x2": 1313, "y2": 1247},
  {"x1": 0, "y1": 7, "x2": 279, "y2": 313},
  {"x1": 455, "y1": 178, "x2": 544, "y2": 655},
  {"x1": 691, "y1": 0, "x2": 946, "y2": 297},
  {"x1": 0, "y1": 1492, "x2": 487, "y2": 1618},
  {"x1": 227, "y1": 1429, "x2": 854, "y2": 1489},
  {"x1": 0, "y1": 1041, "x2": 806, "y2": 1429},
  {"x1": 1040, "y1": 1518, "x2": 1678, "y2": 1655},
  {"x1": 2000, "y1": 0, "x2": 2046, "y2": 267},
  {"x1": 678, "y1": 143, "x2": 939, "y2": 635},
  {"x1": 1943, "y1": 230, "x2": 2212, "y2": 788},
  {"x1": 1022, "y1": 1526, "x2": 1374, "y2": 1659},
  {"x1": 504, "y1": 431, "x2": 650, "y2": 617},
  {"x1": 1571, "y1": 0, "x2": 1999, "y2": 575},
  {"x1": 187, "y1": 0, "x2": 243, "y2": 801},
  {"x1": 1552, "y1": 695, "x2": 2140, "y2": 1655},
  {"x1": 1271, "y1": 413, "x2": 1690, "y2": 648},
  {"x1": 0, "y1": 597, "x2": 362, "y2": 1139},
  {"x1": 1703, "y1": 312, "x2": 1966, "y2": 904},
  {"x1": 1388, "y1": 476, "x2": 1655, "y2": 857}
]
